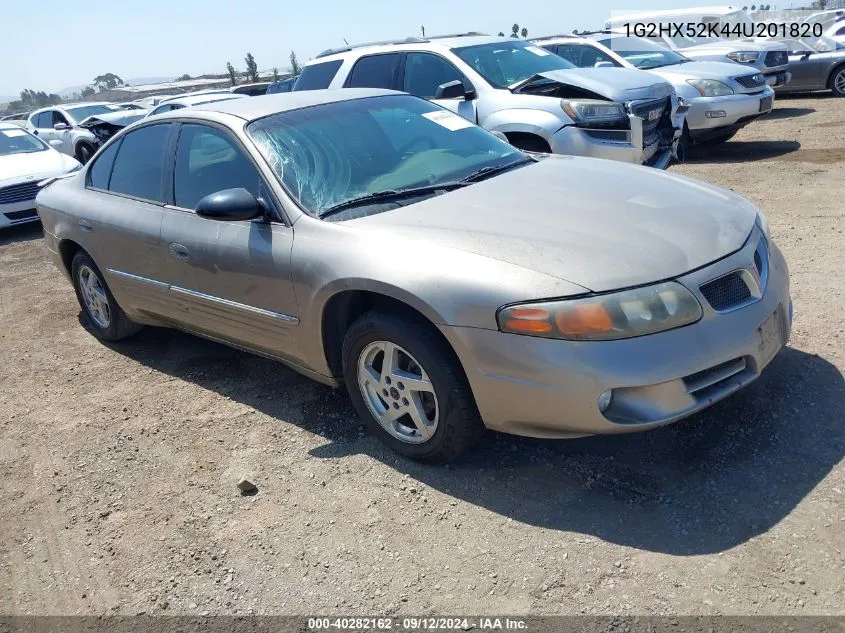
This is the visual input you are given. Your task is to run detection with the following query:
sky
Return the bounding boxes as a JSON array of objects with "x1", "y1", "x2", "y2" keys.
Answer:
[{"x1": 0, "y1": 0, "x2": 785, "y2": 97}]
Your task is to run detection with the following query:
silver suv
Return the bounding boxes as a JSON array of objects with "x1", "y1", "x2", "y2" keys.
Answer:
[
  {"x1": 26, "y1": 103, "x2": 120, "y2": 164},
  {"x1": 294, "y1": 33, "x2": 688, "y2": 168}
]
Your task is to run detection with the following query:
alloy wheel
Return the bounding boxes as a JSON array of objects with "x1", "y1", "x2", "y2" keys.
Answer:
[
  {"x1": 357, "y1": 340, "x2": 439, "y2": 444},
  {"x1": 78, "y1": 265, "x2": 111, "y2": 328}
]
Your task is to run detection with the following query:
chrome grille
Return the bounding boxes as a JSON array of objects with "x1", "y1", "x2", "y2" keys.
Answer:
[
  {"x1": 765, "y1": 51, "x2": 787, "y2": 67},
  {"x1": 735, "y1": 73, "x2": 765, "y2": 89},
  {"x1": 0, "y1": 181, "x2": 41, "y2": 205},
  {"x1": 700, "y1": 272, "x2": 752, "y2": 311},
  {"x1": 630, "y1": 97, "x2": 669, "y2": 147}
]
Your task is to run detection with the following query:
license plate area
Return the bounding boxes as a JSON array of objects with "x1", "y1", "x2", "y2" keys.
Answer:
[
  {"x1": 757, "y1": 306, "x2": 783, "y2": 368},
  {"x1": 759, "y1": 95, "x2": 773, "y2": 112}
]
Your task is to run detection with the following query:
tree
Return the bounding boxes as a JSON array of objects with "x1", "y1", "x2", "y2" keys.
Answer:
[
  {"x1": 272, "y1": 67, "x2": 280, "y2": 81},
  {"x1": 93, "y1": 73, "x2": 124, "y2": 91},
  {"x1": 511, "y1": 23, "x2": 519, "y2": 38},
  {"x1": 421, "y1": 25, "x2": 426, "y2": 37},
  {"x1": 176, "y1": 73, "x2": 192, "y2": 81},
  {"x1": 498, "y1": 31, "x2": 505, "y2": 36},
  {"x1": 750, "y1": 4, "x2": 756, "y2": 9},
  {"x1": 521, "y1": 27, "x2": 528, "y2": 38},
  {"x1": 81, "y1": 86, "x2": 96, "y2": 98},
  {"x1": 226, "y1": 62, "x2": 237, "y2": 86},
  {"x1": 289, "y1": 50, "x2": 301, "y2": 75},
  {"x1": 572, "y1": 29, "x2": 579, "y2": 34},
  {"x1": 245, "y1": 53, "x2": 259, "y2": 83}
]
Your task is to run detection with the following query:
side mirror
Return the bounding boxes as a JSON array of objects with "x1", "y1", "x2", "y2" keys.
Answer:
[
  {"x1": 53, "y1": 123, "x2": 71, "y2": 131},
  {"x1": 435, "y1": 80, "x2": 474, "y2": 100},
  {"x1": 196, "y1": 188, "x2": 264, "y2": 221},
  {"x1": 48, "y1": 139, "x2": 62, "y2": 148},
  {"x1": 594, "y1": 61, "x2": 615, "y2": 68}
]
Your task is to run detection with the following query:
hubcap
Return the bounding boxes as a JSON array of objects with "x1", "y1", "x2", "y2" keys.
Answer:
[
  {"x1": 357, "y1": 341, "x2": 439, "y2": 444},
  {"x1": 78, "y1": 265, "x2": 111, "y2": 328},
  {"x1": 835, "y1": 70, "x2": 845, "y2": 94}
]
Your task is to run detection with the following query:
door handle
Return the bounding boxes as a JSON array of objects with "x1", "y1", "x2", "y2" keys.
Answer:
[
  {"x1": 78, "y1": 218, "x2": 93, "y2": 232},
  {"x1": 168, "y1": 243, "x2": 191, "y2": 261}
]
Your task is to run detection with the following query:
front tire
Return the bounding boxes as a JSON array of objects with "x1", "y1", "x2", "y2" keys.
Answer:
[
  {"x1": 342, "y1": 311, "x2": 484, "y2": 461},
  {"x1": 71, "y1": 251, "x2": 142, "y2": 341}
]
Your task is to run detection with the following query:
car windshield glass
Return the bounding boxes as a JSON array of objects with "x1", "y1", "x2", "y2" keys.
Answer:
[
  {"x1": 453, "y1": 40, "x2": 575, "y2": 88},
  {"x1": 0, "y1": 127, "x2": 47, "y2": 155},
  {"x1": 248, "y1": 95, "x2": 527, "y2": 219},
  {"x1": 65, "y1": 105, "x2": 118, "y2": 124},
  {"x1": 598, "y1": 36, "x2": 689, "y2": 68},
  {"x1": 801, "y1": 34, "x2": 844, "y2": 52}
]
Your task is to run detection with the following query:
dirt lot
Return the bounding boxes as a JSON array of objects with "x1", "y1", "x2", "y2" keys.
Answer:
[{"x1": 1, "y1": 96, "x2": 843, "y2": 617}]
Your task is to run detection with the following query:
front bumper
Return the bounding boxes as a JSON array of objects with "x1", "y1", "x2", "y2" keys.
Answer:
[
  {"x1": 764, "y1": 70, "x2": 791, "y2": 87},
  {"x1": 0, "y1": 200, "x2": 40, "y2": 228},
  {"x1": 439, "y1": 228, "x2": 791, "y2": 439},
  {"x1": 685, "y1": 87, "x2": 775, "y2": 140}
]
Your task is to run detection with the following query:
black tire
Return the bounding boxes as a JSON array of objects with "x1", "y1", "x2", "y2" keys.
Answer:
[
  {"x1": 71, "y1": 250, "x2": 142, "y2": 341},
  {"x1": 342, "y1": 311, "x2": 485, "y2": 462},
  {"x1": 75, "y1": 142, "x2": 95, "y2": 165},
  {"x1": 828, "y1": 65, "x2": 845, "y2": 97},
  {"x1": 698, "y1": 130, "x2": 738, "y2": 145},
  {"x1": 505, "y1": 133, "x2": 551, "y2": 154}
]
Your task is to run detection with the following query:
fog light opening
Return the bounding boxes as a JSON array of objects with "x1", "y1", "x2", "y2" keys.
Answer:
[
  {"x1": 598, "y1": 389, "x2": 614, "y2": 413},
  {"x1": 705, "y1": 110, "x2": 727, "y2": 119}
]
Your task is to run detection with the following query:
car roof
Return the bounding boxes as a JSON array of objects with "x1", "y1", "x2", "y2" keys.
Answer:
[
  {"x1": 153, "y1": 88, "x2": 400, "y2": 122},
  {"x1": 162, "y1": 93, "x2": 244, "y2": 107},
  {"x1": 0, "y1": 121, "x2": 32, "y2": 131},
  {"x1": 311, "y1": 35, "x2": 526, "y2": 64}
]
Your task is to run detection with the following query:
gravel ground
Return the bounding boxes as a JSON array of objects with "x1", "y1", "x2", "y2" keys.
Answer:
[{"x1": 1, "y1": 96, "x2": 843, "y2": 617}]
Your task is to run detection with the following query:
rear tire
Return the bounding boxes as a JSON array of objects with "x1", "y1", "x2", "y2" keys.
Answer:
[
  {"x1": 71, "y1": 251, "x2": 142, "y2": 341},
  {"x1": 342, "y1": 311, "x2": 484, "y2": 462},
  {"x1": 829, "y1": 65, "x2": 845, "y2": 97}
]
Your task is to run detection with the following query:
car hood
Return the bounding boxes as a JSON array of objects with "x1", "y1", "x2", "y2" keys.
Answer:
[
  {"x1": 646, "y1": 60, "x2": 761, "y2": 81},
  {"x1": 533, "y1": 67, "x2": 675, "y2": 101},
  {"x1": 78, "y1": 110, "x2": 149, "y2": 127},
  {"x1": 348, "y1": 156, "x2": 758, "y2": 293},
  {"x1": 0, "y1": 150, "x2": 79, "y2": 185}
]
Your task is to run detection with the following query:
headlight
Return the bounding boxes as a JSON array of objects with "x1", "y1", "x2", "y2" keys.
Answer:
[
  {"x1": 756, "y1": 210, "x2": 770, "y2": 242},
  {"x1": 726, "y1": 51, "x2": 759, "y2": 64},
  {"x1": 497, "y1": 281, "x2": 702, "y2": 341},
  {"x1": 561, "y1": 99, "x2": 628, "y2": 125},
  {"x1": 686, "y1": 78, "x2": 734, "y2": 97}
]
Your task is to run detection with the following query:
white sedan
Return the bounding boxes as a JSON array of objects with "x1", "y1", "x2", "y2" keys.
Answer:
[{"x1": 0, "y1": 123, "x2": 81, "y2": 228}]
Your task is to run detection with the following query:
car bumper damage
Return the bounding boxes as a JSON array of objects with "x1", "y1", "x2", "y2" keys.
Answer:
[
  {"x1": 685, "y1": 87, "x2": 775, "y2": 141},
  {"x1": 550, "y1": 96, "x2": 685, "y2": 169},
  {"x1": 441, "y1": 228, "x2": 791, "y2": 439}
]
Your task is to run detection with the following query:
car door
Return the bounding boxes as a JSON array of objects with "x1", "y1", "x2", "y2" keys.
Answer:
[
  {"x1": 401, "y1": 52, "x2": 478, "y2": 123},
  {"x1": 32, "y1": 110, "x2": 58, "y2": 145},
  {"x1": 82, "y1": 123, "x2": 174, "y2": 317},
  {"x1": 50, "y1": 110, "x2": 75, "y2": 155},
  {"x1": 158, "y1": 122, "x2": 299, "y2": 360}
]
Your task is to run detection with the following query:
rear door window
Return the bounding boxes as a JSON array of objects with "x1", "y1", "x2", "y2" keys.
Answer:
[
  {"x1": 346, "y1": 54, "x2": 400, "y2": 89},
  {"x1": 108, "y1": 124, "x2": 172, "y2": 202},
  {"x1": 403, "y1": 53, "x2": 469, "y2": 98},
  {"x1": 87, "y1": 139, "x2": 122, "y2": 190},
  {"x1": 294, "y1": 60, "x2": 342, "y2": 90}
]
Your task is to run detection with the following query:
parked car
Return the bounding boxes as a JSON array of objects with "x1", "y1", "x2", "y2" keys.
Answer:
[
  {"x1": 144, "y1": 92, "x2": 246, "y2": 117},
  {"x1": 294, "y1": 34, "x2": 687, "y2": 168},
  {"x1": 1, "y1": 112, "x2": 30, "y2": 127},
  {"x1": 78, "y1": 109, "x2": 150, "y2": 146},
  {"x1": 533, "y1": 33, "x2": 775, "y2": 144},
  {"x1": 0, "y1": 123, "x2": 80, "y2": 228},
  {"x1": 605, "y1": 9, "x2": 792, "y2": 87},
  {"x1": 231, "y1": 82, "x2": 271, "y2": 96},
  {"x1": 26, "y1": 103, "x2": 121, "y2": 164},
  {"x1": 36, "y1": 90, "x2": 791, "y2": 461},
  {"x1": 766, "y1": 35, "x2": 845, "y2": 96},
  {"x1": 266, "y1": 76, "x2": 299, "y2": 94}
]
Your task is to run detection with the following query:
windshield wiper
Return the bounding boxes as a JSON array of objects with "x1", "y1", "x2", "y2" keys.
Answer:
[
  {"x1": 318, "y1": 182, "x2": 470, "y2": 218},
  {"x1": 459, "y1": 157, "x2": 535, "y2": 183}
]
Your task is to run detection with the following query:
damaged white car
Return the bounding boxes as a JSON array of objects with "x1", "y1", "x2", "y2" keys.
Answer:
[{"x1": 296, "y1": 34, "x2": 689, "y2": 168}]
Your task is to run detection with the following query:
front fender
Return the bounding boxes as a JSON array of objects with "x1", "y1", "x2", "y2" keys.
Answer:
[{"x1": 480, "y1": 108, "x2": 569, "y2": 139}]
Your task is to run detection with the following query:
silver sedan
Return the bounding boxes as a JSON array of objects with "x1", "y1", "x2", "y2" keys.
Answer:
[{"x1": 36, "y1": 89, "x2": 792, "y2": 461}]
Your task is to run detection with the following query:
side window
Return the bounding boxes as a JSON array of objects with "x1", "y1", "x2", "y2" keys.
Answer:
[
  {"x1": 108, "y1": 124, "x2": 171, "y2": 202},
  {"x1": 294, "y1": 60, "x2": 342, "y2": 90},
  {"x1": 52, "y1": 111, "x2": 70, "y2": 127},
  {"x1": 836, "y1": 26, "x2": 845, "y2": 36},
  {"x1": 36, "y1": 112, "x2": 52, "y2": 128},
  {"x1": 573, "y1": 44, "x2": 622, "y2": 68},
  {"x1": 553, "y1": 44, "x2": 579, "y2": 64},
  {"x1": 87, "y1": 139, "x2": 122, "y2": 190},
  {"x1": 403, "y1": 53, "x2": 468, "y2": 99},
  {"x1": 173, "y1": 124, "x2": 263, "y2": 211},
  {"x1": 346, "y1": 54, "x2": 400, "y2": 89}
]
